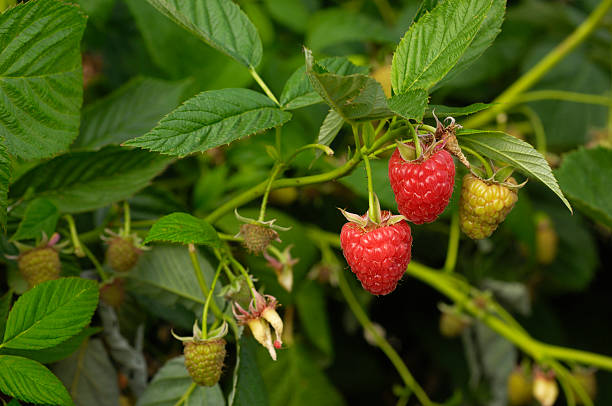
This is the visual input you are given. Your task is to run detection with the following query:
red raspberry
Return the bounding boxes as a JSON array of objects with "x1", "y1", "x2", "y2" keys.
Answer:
[
  {"x1": 340, "y1": 211, "x2": 412, "y2": 295},
  {"x1": 388, "y1": 148, "x2": 455, "y2": 224}
]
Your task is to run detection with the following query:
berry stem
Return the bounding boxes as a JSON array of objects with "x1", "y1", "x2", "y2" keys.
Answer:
[
  {"x1": 420, "y1": 124, "x2": 437, "y2": 134},
  {"x1": 63, "y1": 214, "x2": 85, "y2": 258},
  {"x1": 460, "y1": 145, "x2": 493, "y2": 178},
  {"x1": 442, "y1": 212, "x2": 460, "y2": 273},
  {"x1": 188, "y1": 244, "x2": 225, "y2": 321},
  {"x1": 336, "y1": 264, "x2": 435, "y2": 406},
  {"x1": 285, "y1": 143, "x2": 334, "y2": 164},
  {"x1": 409, "y1": 122, "x2": 422, "y2": 159},
  {"x1": 81, "y1": 243, "x2": 108, "y2": 281},
  {"x1": 173, "y1": 382, "x2": 196, "y2": 406},
  {"x1": 123, "y1": 201, "x2": 131, "y2": 237},
  {"x1": 258, "y1": 162, "x2": 285, "y2": 222},
  {"x1": 201, "y1": 261, "x2": 224, "y2": 339},
  {"x1": 227, "y1": 253, "x2": 258, "y2": 302},
  {"x1": 354, "y1": 125, "x2": 380, "y2": 223}
]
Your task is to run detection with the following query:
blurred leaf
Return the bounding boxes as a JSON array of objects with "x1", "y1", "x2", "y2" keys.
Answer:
[
  {"x1": 11, "y1": 199, "x2": 59, "y2": 242},
  {"x1": 264, "y1": 0, "x2": 309, "y2": 33},
  {"x1": 0, "y1": 140, "x2": 10, "y2": 229},
  {"x1": 305, "y1": 49, "x2": 392, "y2": 123},
  {"x1": 0, "y1": 291, "x2": 11, "y2": 341},
  {"x1": 556, "y1": 147, "x2": 612, "y2": 227},
  {"x1": 425, "y1": 103, "x2": 492, "y2": 118},
  {"x1": 145, "y1": 213, "x2": 221, "y2": 247},
  {"x1": 0, "y1": 327, "x2": 99, "y2": 364},
  {"x1": 229, "y1": 337, "x2": 269, "y2": 406},
  {"x1": 295, "y1": 280, "x2": 333, "y2": 356},
  {"x1": 10, "y1": 147, "x2": 172, "y2": 214},
  {"x1": 124, "y1": 89, "x2": 291, "y2": 156},
  {"x1": 388, "y1": 89, "x2": 430, "y2": 121},
  {"x1": 53, "y1": 339, "x2": 119, "y2": 406},
  {"x1": 503, "y1": 192, "x2": 536, "y2": 257},
  {"x1": 306, "y1": 8, "x2": 394, "y2": 52},
  {"x1": 137, "y1": 356, "x2": 225, "y2": 406},
  {"x1": 75, "y1": 0, "x2": 115, "y2": 25},
  {"x1": 194, "y1": 166, "x2": 229, "y2": 212},
  {"x1": 0, "y1": 355, "x2": 72, "y2": 406},
  {"x1": 125, "y1": 0, "x2": 252, "y2": 91},
  {"x1": 75, "y1": 77, "x2": 190, "y2": 150},
  {"x1": 242, "y1": 1, "x2": 275, "y2": 45},
  {"x1": 482, "y1": 279, "x2": 531, "y2": 316},
  {"x1": 146, "y1": 0, "x2": 262, "y2": 68},
  {"x1": 391, "y1": 0, "x2": 493, "y2": 94},
  {"x1": 1, "y1": 278, "x2": 98, "y2": 350},
  {"x1": 281, "y1": 56, "x2": 368, "y2": 110},
  {"x1": 128, "y1": 245, "x2": 222, "y2": 316},
  {"x1": 317, "y1": 110, "x2": 344, "y2": 150},
  {"x1": 0, "y1": 0, "x2": 86, "y2": 160},
  {"x1": 258, "y1": 343, "x2": 345, "y2": 406},
  {"x1": 457, "y1": 130, "x2": 571, "y2": 212}
]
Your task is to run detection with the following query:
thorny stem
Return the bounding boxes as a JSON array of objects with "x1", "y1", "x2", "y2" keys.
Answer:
[
  {"x1": 443, "y1": 212, "x2": 459, "y2": 273},
  {"x1": 464, "y1": 0, "x2": 612, "y2": 128},
  {"x1": 336, "y1": 265, "x2": 435, "y2": 406},
  {"x1": 202, "y1": 261, "x2": 224, "y2": 339},
  {"x1": 249, "y1": 67, "x2": 281, "y2": 106},
  {"x1": 460, "y1": 145, "x2": 493, "y2": 178}
]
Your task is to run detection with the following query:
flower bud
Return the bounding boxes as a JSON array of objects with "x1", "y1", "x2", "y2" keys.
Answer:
[
  {"x1": 533, "y1": 369, "x2": 558, "y2": 406},
  {"x1": 247, "y1": 318, "x2": 276, "y2": 360},
  {"x1": 261, "y1": 307, "x2": 283, "y2": 349}
]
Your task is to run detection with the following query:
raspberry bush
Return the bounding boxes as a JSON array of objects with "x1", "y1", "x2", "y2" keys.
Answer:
[{"x1": 0, "y1": 0, "x2": 611, "y2": 405}]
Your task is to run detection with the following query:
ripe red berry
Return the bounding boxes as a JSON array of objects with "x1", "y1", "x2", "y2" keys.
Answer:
[
  {"x1": 18, "y1": 247, "x2": 61, "y2": 288},
  {"x1": 340, "y1": 211, "x2": 412, "y2": 295},
  {"x1": 388, "y1": 148, "x2": 455, "y2": 224}
]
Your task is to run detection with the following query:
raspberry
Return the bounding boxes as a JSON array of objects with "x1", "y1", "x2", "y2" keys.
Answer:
[
  {"x1": 388, "y1": 148, "x2": 455, "y2": 224},
  {"x1": 459, "y1": 173, "x2": 518, "y2": 239},
  {"x1": 183, "y1": 338, "x2": 226, "y2": 387},
  {"x1": 439, "y1": 310, "x2": 469, "y2": 338},
  {"x1": 535, "y1": 213, "x2": 558, "y2": 265},
  {"x1": 340, "y1": 211, "x2": 412, "y2": 295},
  {"x1": 106, "y1": 236, "x2": 141, "y2": 272},
  {"x1": 18, "y1": 247, "x2": 61, "y2": 288},
  {"x1": 239, "y1": 223, "x2": 279, "y2": 254},
  {"x1": 100, "y1": 278, "x2": 125, "y2": 308},
  {"x1": 507, "y1": 367, "x2": 533, "y2": 405}
]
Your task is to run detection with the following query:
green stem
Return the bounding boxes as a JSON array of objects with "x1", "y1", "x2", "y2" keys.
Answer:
[
  {"x1": 249, "y1": 67, "x2": 280, "y2": 106},
  {"x1": 285, "y1": 143, "x2": 334, "y2": 164},
  {"x1": 372, "y1": 0, "x2": 395, "y2": 25},
  {"x1": 515, "y1": 90, "x2": 612, "y2": 106},
  {"x1": 81, "y1": 244, "x2": 108, "y2": 281},
  {"x1": 464, "y1": 0, "x2": 612, "y2": 128},
  {"x1": 123, "y1": 201, "x2": 131, "y2": 236},
  {"x1": 202, "y1": 262, "x2": 224, "y2": 339},
  {"x1": 228, "y1": 255, "x2": 257, "y2": 302},
  {"x1": 516, "y1": 106, "x2": 547, "y2": 154},
  {"x1": 443, "y1": 212, "x2": 459, "y2": 272},
  {"x1": 188, "y1": 244, "x2": 224, "y2": 320},
  {"x1": 336, "y1": 266, "x2": 435, "y2": 406},
  {"x1": 63, "y1": 215, "x2": 85, "y2": 258},
  {"x1": 409, "y1": 123, "x2": 422, "y2": 159},
  {"x1": 354, "y1": 125, "x2": 378, "y2": 223},
  {"x1": 258, "y1": 163, "x2": 285, "y2": 222},
  {"x1": 275, "y1": 126, "x2": 282, "y2": 156},
  {"x1": 420, "y1": 124, "x2": 437, "y2": 134},
  {"x1": 173, "y1": 382, "x2": 196, "y2": 406},
  {"x1": 460, "y1": 145, "x2": 493, "y2": 178}
]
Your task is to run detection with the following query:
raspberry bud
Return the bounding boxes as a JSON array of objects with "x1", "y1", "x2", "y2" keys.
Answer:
[
  {"x1": 438, "y1": 304, "x2": 470, "y2": 338},
  {"x1": 106, "y1": 236, "x2": 141, "y2": 272},
  {"x1": 507, "y1": 367, "x2": 533, "y2": 405},
  {"x1": 18, "y1": 247, "x2": 61, "y2": 288},
  {"x1": 183, "y1": 338, "x2": 226, "y2": 387},
  {"x1": 99, "y1": 278, "x2": 126, "y2": 308},
  {"x1": 533, "y1": 369, "x2": 558, "y2": 406},
  {"x1": 459, "y1": 173, "x2": 518, "y2": 239},
  {"x1": 239, "y1": 223, "x2": 279, "y2": 255}
]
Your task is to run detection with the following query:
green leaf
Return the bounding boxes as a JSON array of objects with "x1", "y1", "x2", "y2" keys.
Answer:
[
  {"x1": 317, "y1": 110, "x2": 344, "y2": 150},
  {"x1": 145, "y1": 0, "x2": 262, "y2": 68},
  {"x1": 52, "y1": 339, "x2": 119, "y2": 406},
  {"x1": 128, "y1": 245, "x2": 222, "y2": 316},
  {"x1": 0, "y1": 139, "x2": 9, "y2": 229},
  {"x1": 306, "y1": 8, "x2": 394, "y2": 52},
  {"x1": 75, "y1": 77, "x2": 191, "y2": 150},
  {"x1": 145, "y1": 212, "x2": 221, "y2": 247},
  {"x1": 1, "y1": 278, "x2": 98, "y2": 350},
  {"x1": 258, "y1": 344, "x2": 345, "y2": 406},
  {"x1": 305, "y1": 49, "x2": 392, "y2": 123},
  {"x1": 391, "y1": 0, "x2": 494, "y2": 94},
  {"x1": 0, "y1": 0, "x2": 86, "y2": 160},
  {"x1": 457, "y1": 129, "x2": 572, "y2": 212},
  {"x1": 0, "y1": 327, "x2": 99, "y2": 364},
  {"x1": 295, "y1": 280, "x2": 332, "y2": 356},
  {"x1": 137, "y1": 356, "x2": 225, "y2": 406},
  {"x1": 556, "y1": 147, "x2": 612, "y2": 227},
  {"x1": 0, "y1": 291, "x2": 11, "y2": 341},
  {"x1": 425, "y1": 102, "x2": 492, "y2": 118},
  {"x1": 229, "y1": 337, "x2": 269, "y2": 406},
  {"x1": 124, "y1": 89, "x2": 291, "y2": 156},
  {"x1": 10, "y1": 147, "x2": 172, "y2": 213},
  {"x1": 438, "y1": 0, "x2": 506, "y2": 87},
  {"x1": 11, "y1": 198, "x2": 59, "y2": 242},
  {"x1": 280, "y1": 56, "x2": 368, "y2": 110},
  {"x1": 0, "y1": 355, "x2": 72, "y2": 406},
  {"x1": 126, "y1": 0, "x2": 252, "y2": 91},
  {"x1": 387, "y1": 89, "x2": 429, "y2": 121},
  {"x1": 413, "y1": 0, "x2": 439, "y2": 22},
  {"x1": 264, "y1": 0, "x2": 309, "y2": 33}
]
